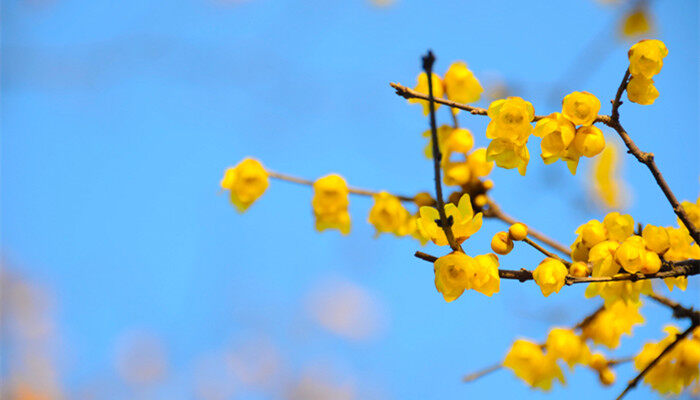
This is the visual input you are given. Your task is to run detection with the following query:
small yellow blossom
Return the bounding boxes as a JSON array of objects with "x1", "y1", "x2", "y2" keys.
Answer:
[
  {"x1": 491, "y1": 231, "x2": 513, "y2": 255},
  {"x1": 664, "y1": 276, "x2": 688, "y2": 292},
  {"x1": 628, "y1": 39, "x2": 668, "y2": 79},
  {"x1": 591, "y1": 142, "x2": 625, "y2": 209},
  {"x1": 627, "y1": 75, "x2": 660, "y2": 105},
  {"x1": 664, "y1": 227, "x2": 695, "y2": 262},
  {"x1": 562, "y1": 91, "x2": 601, "y2": 126},
  {"x1": 533, "y1": 112, "x2": 576, "y2": 164},
  {"x1": 443, "y1": 161, "x2": 471, "y2": 186},
  {"x1": 573, "y1": 126, "x2": 606, "y2": 158},
  {"x1": 442, "y1": 128, "x2": 475, "y2": 155},
  {"x1": 466, "y1": 148, "x2": 494, "y2": 178},
  {"x1": 598, "y1": 368, "x2": 616, "y2": 386},
  {"x1": 634, "y1": 325, "x2": 700, "y2": 395},
  {"x1": 533, "y1": 258, "x2": 568, "y2": 297},
  {"x1": 581, "y1": 301, "x2": 644, "y2": 349},
  {"x1": 641, "y1": 250, "x2": 662, "y2": 274},
  {"x1": 614, "y1": 236, "x2": 646, "y2": 273},
  {"x1": 546, "y1": 328, "x2": 591, "y2": 368},
  {"x1": 642, "y1": 224, "x2": 670, "y2": 254},
  {"x1": 312, "y1": 174, "x2": 351, "y2": 234},
  {"x1": 486, "y1": 97, "x2": 535, "y2": 144},
  {"x1": 681, "y1": 198, "x2": 700, "y2": 231},
  {"x1": 220, "y1": 158, "x2": 269, "y2": 212},
  {"x1": 433, "y1": 252, "x2": 500, "y2": 301},
  {"x1": 423, "y1": 125, "x2": 454, "y2": 159},
  {"x1": 577, "y1": 219, "x2": 608, "y2": 248},
  {"x1": 443, "y1": 62, "x2": 483, "y2": 105},
  {"x1": 368, "y1": 192, "x2": 409, "y2": 236},
  {"x1": 396, "y1": 213, "x2": 430, "y2": 245},
  {"x1": 503, "y1": 339, "x2": 565, "y2": 391},
  {"x1": 486, "y1": 138, "x2": 530, "y2": 176},
  {"x1": 603, "y1": 212, "x2": 635, "y2": 242},
  {"x1": 570, "y1": 262, "x2": 590, "y2": 278},
  {"x1": 417, "y1": 194, "x2": 483, "y2": 246},
  {"x1": 620, "y1": 8, "x2": 652, "y2": 38},
  {"x1": 508, "y1": 223, "x2": 528, "y2": 241},
  {"x1": 409, "y1": 72, "x2": 444, "y2": 115}
]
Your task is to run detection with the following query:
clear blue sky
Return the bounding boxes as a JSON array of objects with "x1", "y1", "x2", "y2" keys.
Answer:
[{"x1": 2, "y1": 0, "x2": 698, "y2": 398}]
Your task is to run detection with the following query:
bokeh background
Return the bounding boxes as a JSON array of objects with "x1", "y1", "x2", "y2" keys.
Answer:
[{"x1": 1, "y1": 0, "x2": 698, "y2": 398}]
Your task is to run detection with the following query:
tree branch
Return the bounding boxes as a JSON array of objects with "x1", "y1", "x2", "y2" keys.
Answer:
[
  {"x1": 522, "y1": 237, "x2": 571, "y2": 266},
  {"x1": 422, "y1": 51, "x2": 461, "y2": 252}
]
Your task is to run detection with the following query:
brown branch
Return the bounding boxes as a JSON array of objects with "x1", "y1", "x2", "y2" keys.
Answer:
[
  {"x1": 646, "y1": 292, "x2": 700, "y2": 323},
  {"x1": 462, "y1": 363, "x2": 502, "y2": 383},
  {"x1": 522, "y1": 237, "x2": 571, "y2": 267},
  {"x1": 599, "y1": 69, "x2": 700, "y2": 245},
  {"x1": 616, "y1": 323, "x2": 698, "y2": 400},
  {"x1": 574, "y1": 305, "x2": 606, "y2": 330},
  {"x1": 267, "y1": 170, "x2": 415, "y2": 202},
  {"x1": 422, "y1": 51, "x2": 461, "y2": 252},
  {"x1": 483, "y1": 199, "x2": 571, "y2": 257},
  {"x1": 414, "y1": 251, "x2": 699, "y2": 285}
]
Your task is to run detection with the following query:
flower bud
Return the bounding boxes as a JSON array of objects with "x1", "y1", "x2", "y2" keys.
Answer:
[
  {"x1": 570, "y1": 262, "x2": 590, "y2": 278},
  {"x1": 508, "y1": 223, "x2": 528, "y2": 241},
  {"x1": 491, "y1": 231, "x2": 514, "y2": 255}
]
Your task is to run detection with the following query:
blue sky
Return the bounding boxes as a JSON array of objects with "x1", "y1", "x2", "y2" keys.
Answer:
[{"x1": 2, "y1": 0, "x2": 698, "y2": 398}]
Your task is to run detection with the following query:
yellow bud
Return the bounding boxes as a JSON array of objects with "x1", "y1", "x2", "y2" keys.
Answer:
[
  {"x1": 628, "y1": 39, "x2": 668, "y2": 79},
  {"x1": 532, "y1": 258, "x2": 568, "y2": 297},
  {"x1": 579, "y1": 220, "x2": 607, "y2": 248},
  {"x1": 570, "y1": 262, "x2": 590, "y2": 278},
  {"x1": 474, "y1": 194, "x2": 488, "y2": 208},
  {"x1": 614, "y1": 236, "x2": 646, "y2": 273},
  {"x1": 640, "y1": 250, "x2": 661, "y2": 274},
  {"x1": 491, "y1": 231, "x2": 514, "y2": 255},
  {"x1": 589, "y1": 353, "x2": 608, "y2": 371},
  {"x1": 508, "y1": 223, "x2": 528, "y2": 241},
  {"x1": 573, "y1": 126, "x2": 605, "y2": 158},
  {"x1": 603, "y1": 212, "x2": 635, "y2": 242},
  {"x1": 598, "y1": 368, "x2": 616, "y2": 386},
  {"x1": 482, "y1": 179, "x2": 494, "y2": 190},
  {"x1": 562, "y1": 91, "x2": 601, "y2": 126},
  {"x1": 642, "y1": 224, "x2": 670, "y2": 254},
  {"x1": 413, "y1": 192, "x2": 434, "y2": 207},
  {"x1": 626, "y1": 75, "x2": 659, "y2": 105}
]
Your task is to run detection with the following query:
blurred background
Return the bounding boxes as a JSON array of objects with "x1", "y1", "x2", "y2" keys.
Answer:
[{"x1": 1, "y1": 0, "x2": 698, "y2": 398}]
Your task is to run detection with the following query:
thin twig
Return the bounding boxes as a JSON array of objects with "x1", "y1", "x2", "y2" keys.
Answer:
[
  {"x1": 462, "y1": 363, "x2": 502, "y2": 383},
  {"x1": 422, "y1": 51, "x2": 461, "y2": 252},
  {"x1": 616, "y1": 323, "x2": 698, "y2": 400},
  {"x1": 646, "y1": 292, "x2": 700, "y2": 322},
  {"x1": 522, "y1": 237, "x2": 571, "y2": 267},
  {"x1": 599, "y1": 69, "x2": 700, "y2": 245},
  {"x1": 483, "y1": 199, "x2": 571, "y2": 257},
  {"x1": 267, "y1": 170, "x2": 415, "y2": 202},
  {"x1": 414, "y1": 251, "x2": 700, "y2": 285}
]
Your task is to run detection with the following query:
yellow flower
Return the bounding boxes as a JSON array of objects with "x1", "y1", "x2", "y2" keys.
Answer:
[
  {"x1": 664, "y1": 227, "x2": 695, "y2": 262},
  {"x1": 503, "y1": 339, "x2": 565, "y2": 391},
  {"x1": 627, "y1": 75, "x2": 660, "y2": 105},
  {"x1": 442, "y1": 161, "x2": 471, "y2": 186},
  {"x1": 368, "y1": 192, "x2": 409, "y2": 236},
  {"x1": 466, "y1": 148, "x2": 494, "y2": 178},
  {"x1": 396, "y1": 213, "x2": 430, "y2": 245},
  {"x1": 576, "y1": 219, "x2": 608, "y2": 248},
  {"x1": 422, "y1": 125, "x2": 454, "y2": 159},
  {"x1": 641, "y1": 250, "x2": 662, "y2": 274},
  {"x1": 312, "y1": 174, "x2": 351, "y2": 234},
  {"x1": 486, "y1": 97, "x2": 535, "y2": 144},
  {"x1": 603, "y1": 212, "x2": 635, "y2": 242},
  {"x1": 581, "y1": 301, "x2": 644, "y2": 349},
  {"x1": 546, "y1": 328, "x2": 591, "y2": 368},
  {"x1": 634, "y1": 326, "x2": 700, "y2": 395},
  {"x1": 443, "y1": 62, "x2": 483, "y2": 105},
  {"x1": 572, "y1": 126, "x2": 605, "y2": 158},
  {"x1": 569, "y1": 262, "x2": 590, "y2": 278},
  {"x1": 433, "y1": 252, "x2": 500, "y2": 301},
  {"x1": 664, "y1": 276, "x2": 688, "y2": 292},
  {"x1": 491, "y1": 231, "x2": 513, "y2": 255},
  {"x1": 642, "y1": 224, "x2": 670, "y2": 254},
  {"x1": 220, "y1": 158, "x2": 269, "y2": 212},
  {"x1": 681, "y1": 198, "x2": 700, "y2": 231},
  {"x1": 532, "y1": 258, "x2": 568, "y2": 297},
  {"x1": 620, "y1": 8, "x2": 652, "y2": 38},
  {"x1": 562, "y1": 91, "x2": 601, "y2": 126},
  {"x1": 628, "y1": 39, "x2": 668, "y2": 79},
  {"x1": 409, "y1": 72, "x2": 444, "y2": 115},
  {"x1": 591, "y1": 142, "x2": 625, "y2": 209},
  {"x1": 533, "y1": 112, "x2": 576, "y2": 164},
  {"x1": 614, "y1": 235, "x2": 646, "y2": 273},
  {"x1": 508, "y1": 223, "x2": 528, "y2": 241},
  {"x1": 486, "y1": 138, "x2": 530, "y2": 176},
  {"x1": 416, "y1": 194, "x2": 483, "y2": 246}
]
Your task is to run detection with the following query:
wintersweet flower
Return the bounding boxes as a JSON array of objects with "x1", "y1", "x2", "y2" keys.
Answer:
[
  {"x1": 628, "y1": 39, "x2": 668, "y2": 79},
  {"x1": 368, "y1": 192, "x2": 409, "y2": 236},
  {"x1": 503, "y1": 339, "x2": 565, "y2": 391},
  {"x1": 533, "y1": 112, "x2": 576, "y2": 164},
  {"x1": 620, "y1": 8, "x2": 652, "y2": 38},
  {"x1": 443, "y1": 62, "x2": 483, "y2": 105},
  {"x1": 485, "y1": 138, "x2": 530, "y2": 176},
  {"x1": 562, "y1": 91, "x2": 601, "y2": 126},
  {"x1": 508, "y1": 223, "x2": 528, "y2": 241},
  {"x1": 433, "y1": 252, "x2": 500, "y2": 301},
  {"x1": 485, "y1": 97, "x2": 535, "y2": 144},
  {"x1": 546, "y1": 328, "x2": 591, "y2": 368},
  {"x1": 603, "y1": 212, "x2": 635, "y2": 242},
  {"x1": 220, "y1": 157, "x2": 269, "y2": 212},
  {"x1": 491, "y1": 231, "x2": 513, "y2": 255},
  {"x1": 416, "y1": 194, "x2": 483, "y2": 246},
  {"x1": 312, "y1": 174, "x2": 351, "y2": 234},
  {"x1": 569, "y1": 262, "x2": 589, "y2": 278},
  {"x1": 466, "y1": 148, "x2": 494, "y2": 178},
  {"x1": 442, "y1": 127, "x2": 475, "y2": 156},
  {"x1": 642, "y1": 224, "x2": 670, "y2": 254},
  {"x1": 532, "y1": 258, "x2": 568, "y2": 297},
  {"x1": 572, "y1": 126, "x2": 605, "y2": 158},
  {"x1": 614, "y1": 235, "x2": 646, "y2": 273},
  {"x1": 627, "y1": 75, "x2": 659, "y2": 105},
  {"x1": 423, "y1": 125, "x2": 454, "y2": 159},
  {"x1": 581, "y1": 301, "x2": 644, "y2": 349},
  {"x1": 409, "y1": 72, "x2": 444, "y2": 115},
  {"x1": 442, "y1": 161, "x2": 471, "y2": 186}
]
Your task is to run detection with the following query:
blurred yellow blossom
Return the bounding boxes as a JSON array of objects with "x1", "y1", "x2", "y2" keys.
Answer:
[
  {"x1": 503, "y1": 339, "x2": 565, "y2": 391},
  {"x1": 620, "y1": 8, "x2": 653, "y2": 38},
  {"x1": 220, "y1": 158, "x2": 269, "y2": 212},
  {"x1": 546, "y1": 328, "x2": 591, "y2": 369},
  {"x1": 591, "y1": 141, "x2": 625, "y2": 209},
  {"x1": 581, "y1": 301, "x2": 644, "y2": 349},
  {"x1": 409, "y1": 72, "x2": 443, "y2": 115},
  {"x1": 312, "y1": 174, "x2": 351, "y2": 234},
  {"x1": 368, "y1": 192, "x2": 409, "y2": 237},
  {"x1": 443, "y1": 62, "x2": 483, "y2": 105}
]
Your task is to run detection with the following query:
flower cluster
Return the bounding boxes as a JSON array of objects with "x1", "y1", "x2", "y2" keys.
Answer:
[
  {"x1": 484, "y1": 97, "x2": 534, "y2": 175},
  {"x1": 409, "y1": 62, "x2": 483, "y2": 115},
  {"x1": 627, "y1": 39, "x2": 668, "y2": 105},
  {"x1": 533, "y1": 91, "x2": 604, "y2": 175},
  {"x1": 490, "y1": 223, "x2": 527, "y2": 255},
  {"x1": 503, "y1": 339, "x2": 564, "y2": 391},
  {"x1": 634, "y1": 325, "x2": 700, "y2": 395}
]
